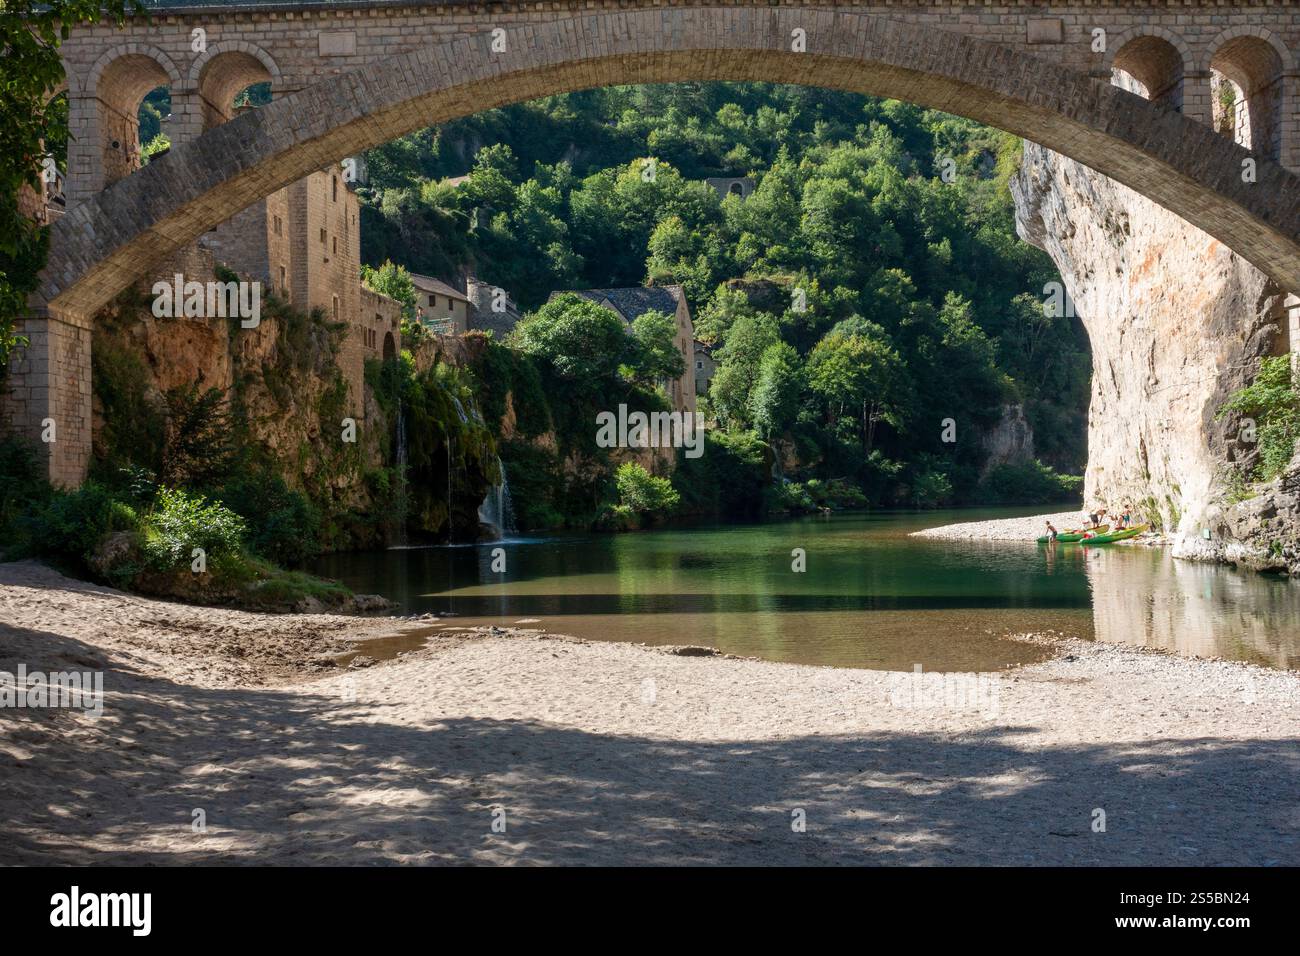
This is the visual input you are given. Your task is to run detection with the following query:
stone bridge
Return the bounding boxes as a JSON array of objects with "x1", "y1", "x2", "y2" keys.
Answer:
[{"x1": 10, "y1": 1, "x2": 1300, "y2": 483}]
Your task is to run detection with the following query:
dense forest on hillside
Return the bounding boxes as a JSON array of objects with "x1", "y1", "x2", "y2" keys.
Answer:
[{"x1": 358, "y1": 83, "x2": 1089, "y2": 517}]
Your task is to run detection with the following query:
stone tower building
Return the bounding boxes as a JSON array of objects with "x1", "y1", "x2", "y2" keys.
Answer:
[{"x1": 202, "y1": 165, "x2": 400, "y2": 420}]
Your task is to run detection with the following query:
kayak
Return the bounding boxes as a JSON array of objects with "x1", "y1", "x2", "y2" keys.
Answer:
[
  {"x1": 1080, "y1": 524, "x2": 1148, "y2": 545},
  {"x1": 1037, "y1": 524, "x2": 1109, "y2": 544}
]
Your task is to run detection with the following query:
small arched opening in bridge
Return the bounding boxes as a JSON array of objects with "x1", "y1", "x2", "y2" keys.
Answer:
[
  {"x1": 1208, "y1": 32, "x2": 1287, "y2": 161},
  {"x1": 188, "y1": 45, "x2": 286, "y2": 284},
  {"x1": 1108, "y1": 32, "x2": 1187, "y2": 112},
  {"x1": 90, "y1": 47, "x2": 180, "y2": 186},
  {"x1": 192, "y1": 45, "x2": 281, "y2": 131}
]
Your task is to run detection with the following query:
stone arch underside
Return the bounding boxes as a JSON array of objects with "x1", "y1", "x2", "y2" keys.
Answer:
[
  {"x1": 1209, "y1": 34, "x2": 1287, "y2": 159},
  {"x1": 40, "y1": 8, "x2": 1300, "y2": 318},
  {"x1": 1109, "y1": 33, "x2": 1187, "y2": 112},
  {"x1": 92, "y1": 51, "x2": 176, "y2": 187},
  {"x1": 196, "y1": 50, "x2": 277, "y2": 129}
]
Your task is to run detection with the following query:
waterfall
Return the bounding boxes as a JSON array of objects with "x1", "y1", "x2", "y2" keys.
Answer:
[
  {"x1": 478, "y1": 455, "x2": 516, "y2": 538},
  {"x1": 392, "y1": 403, "x2": 409, "y2": 547}
]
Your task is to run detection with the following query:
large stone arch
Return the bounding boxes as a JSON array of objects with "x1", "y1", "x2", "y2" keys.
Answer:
[
  {"x1": 1198, "y1": 26, "x2": 1294, "y2": 77},
  {"x1": 39, "y1": 8, "x2": 1300, "y2": 318}
]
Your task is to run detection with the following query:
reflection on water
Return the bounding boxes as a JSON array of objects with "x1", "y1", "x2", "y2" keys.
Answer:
[
  {"x1": 1085, "y1": 546, "x2": 1297, "y2": 669},
  {"x1": 314, "y1": 509, "x2": 1300, "y2": 672}
]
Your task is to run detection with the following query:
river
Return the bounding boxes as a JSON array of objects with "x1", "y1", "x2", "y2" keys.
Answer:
[{"x1": 314, "y1": 508, "x2": 1300, "y2": 671}]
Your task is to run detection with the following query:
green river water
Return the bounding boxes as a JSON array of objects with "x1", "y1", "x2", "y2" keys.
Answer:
[{"x1": 314, "y1": 508, "x2": 1300, "y2": 671}]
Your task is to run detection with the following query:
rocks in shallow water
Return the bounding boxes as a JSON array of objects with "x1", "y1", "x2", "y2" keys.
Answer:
[{"x1": 346, "y1": 655, "x2": 377, "y2": 670}]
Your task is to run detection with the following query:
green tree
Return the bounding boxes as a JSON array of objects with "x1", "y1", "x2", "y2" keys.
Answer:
[
  {"x1": 749, "y1": 342, "x2": 803, "y2": 439},
  {"x1": 361, "y1": 260, "x2": 418, "y2": 321},
  {"x1": 709, "y1": 311, "x2": 780, "y2": 430},
  {"x1": 510, "y1": 293, "x2": 635, "y2": 390},
  {"x1": 808, "y1": 327, "x2": 905, "y2": 451},
  {"x1": 1217, "y1": 355, "x2": 1300, "y2": 482},
  {"x1": 629, "y1": 308, "x2": 685, "y2": 384},
  {"x1": 615, "y1": 461, "x2": 680, "y2": 515}
]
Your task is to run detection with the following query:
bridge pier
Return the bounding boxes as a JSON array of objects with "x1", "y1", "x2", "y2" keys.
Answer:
[{"x1": 2, "y1": 309, "x2": 94, "y2": 487}]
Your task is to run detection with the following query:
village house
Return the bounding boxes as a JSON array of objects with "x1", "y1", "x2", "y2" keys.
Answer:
[
  {"x1": 693, "y1": 340, "x2": 718, "y2": 395},
  {"x1": 554, "y1": 285, "x2": 697, "y2": 417},
  {"x1": 466, "y1": 276, "x2": 523, "y2": 337},
  {"x1": 410, "y1": 274, "x2": 471, "y2": 334}
]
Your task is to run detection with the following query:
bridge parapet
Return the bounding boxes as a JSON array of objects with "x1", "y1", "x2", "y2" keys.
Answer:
[{"x1": 54, "y1": 1, "x2": 1300, "y2": 206}]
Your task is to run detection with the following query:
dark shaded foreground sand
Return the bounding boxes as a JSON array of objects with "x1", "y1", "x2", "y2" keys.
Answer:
[{"x1": 1, "y1": 560, "x2": 1297, "y2": 865}]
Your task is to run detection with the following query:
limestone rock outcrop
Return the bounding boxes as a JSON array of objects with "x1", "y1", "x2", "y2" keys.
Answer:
[{"x1": 1012, "y1": 141, "x2": 1299, "y2": 572}]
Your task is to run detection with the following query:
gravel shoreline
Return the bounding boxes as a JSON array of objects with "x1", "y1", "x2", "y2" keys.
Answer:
[
  {"x1": 2, "y1": 560, "x2": 1297, "y2": 865},
  {"x1": 912, "y1": 510, "x2": 1104, "y2": 542}
]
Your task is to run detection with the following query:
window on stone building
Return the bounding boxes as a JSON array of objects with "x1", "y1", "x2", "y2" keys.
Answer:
[
  {"x1": 332, "y1": 295, "x2": 339, "y2": 322},
  {"x1": 332, "y1": 176, "x2": 338, "y2": 202},
  {"x1": 332, "y1": 236, "x2": 337, "y2": 255},
  {"x1": 320, "y1": 228, "x2": 326, "y2": 245},
  {"x1": 279, "y1": 266, "x2": 286, "y2": 294}
]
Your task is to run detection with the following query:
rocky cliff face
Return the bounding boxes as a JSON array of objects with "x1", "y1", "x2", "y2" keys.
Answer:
[
  {"x1": 91, "y1": 254, "x2": 393, "y2": 551},
  {"x1": 1012, "y1": 141, "x2": 1299, "y2": 572}
]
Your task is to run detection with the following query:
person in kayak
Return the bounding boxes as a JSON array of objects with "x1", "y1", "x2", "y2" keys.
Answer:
[
  {"x1": 1044, "y1": 521, "x2": 1059, "y2": 541},
  {"x1": 1087, "y1": 507, "x2": 1106, "y2": 528}
]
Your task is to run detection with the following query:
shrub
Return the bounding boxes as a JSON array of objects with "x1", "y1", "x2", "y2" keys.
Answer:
[
  {"x1": 911, "y1": 468, "x2": 954, "y2": 509},
  {"x1": 0, "y1": 436, "x2": 54, "y2": 555},
  {"x1": 614, "y1": 462, "x2": 680, "y2": 517},
  {"x1": 773, "y1": 481, "x2": 817, "y2": 514},
  {"x1": 977, "y1": 459, "x2": 1082, "y2": 505},
  {"x1": 672, "y1": 428, "x2": 772, "y2": 519},
  {"x1": 140, "y1": 488, "x2": 246, "y2": 572},
  {"x1": 160, "y1": 384, "x2": 236, "y2": 487},
  {"x1": 1217, "y1": 355, "x2": 1300, "y2": 483},
  {"x1": 30, "y1": 481, "x2": 140, "y2": 569},
  {"x1": 804, "y1": 477, "x2": 868, "y2": 510},
  {"x1": 214, "y1": 473, "x2": 321, "y2": 567}
]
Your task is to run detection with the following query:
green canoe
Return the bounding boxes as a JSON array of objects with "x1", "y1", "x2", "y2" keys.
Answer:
[
  {"x1": 1080, "y1": 524, "x2": 1148, "y2": 545},
  {"x1": 1037, "y1": 524, "x2": 1109, "y2": 544}
]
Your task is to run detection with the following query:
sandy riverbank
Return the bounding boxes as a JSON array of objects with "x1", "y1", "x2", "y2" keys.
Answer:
[{"x1": 2, "y1": 559, "x2": 1297, "y2": 865}]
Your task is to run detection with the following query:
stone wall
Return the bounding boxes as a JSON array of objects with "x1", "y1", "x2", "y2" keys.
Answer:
[{"x1": 1, "y1": 313, "x2": 92, "y2": 488}]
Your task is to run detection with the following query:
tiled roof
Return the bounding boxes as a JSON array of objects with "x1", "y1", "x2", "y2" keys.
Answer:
[
  {"x1": 409, "y1": 273, "x2": 469, "y2": 302},
  {"x1": 560, "y1": 285, "x2": 684, "y2": 323}
]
